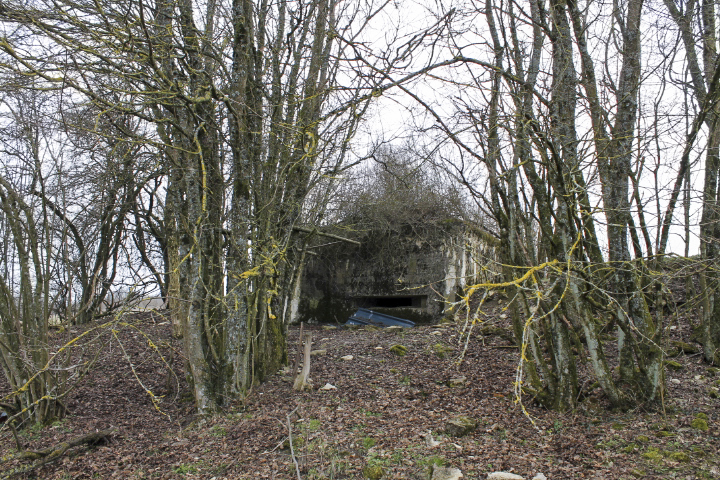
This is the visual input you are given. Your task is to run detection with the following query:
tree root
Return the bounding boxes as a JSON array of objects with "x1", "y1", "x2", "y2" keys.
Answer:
[{"x1": 0, "y1": 427, "x2": 116, "y2": 479}]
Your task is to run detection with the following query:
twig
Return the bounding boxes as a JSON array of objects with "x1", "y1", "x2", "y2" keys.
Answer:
[
  {"x1": 0, "y1": 428, "x2": 115, "y2": 479},
  {"x1": 287, "y1": 406, "x2": 302, "y2": 480},
  {"x1": 9, "y1": 422, "x2": 23, "y2": 452},
  {"x1": 292, "y1": 225, "x2": 361, "y2": 245}
]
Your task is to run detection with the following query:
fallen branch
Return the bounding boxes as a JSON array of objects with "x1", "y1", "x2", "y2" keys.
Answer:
[
  {"x1": 286, "y1": 407, "x2": 302, "y2": 480},
  {"x1": 0, "y1": 427, "x2": 116, "y2": 479}
]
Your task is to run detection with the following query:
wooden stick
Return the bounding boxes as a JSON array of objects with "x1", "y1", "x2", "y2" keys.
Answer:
[
  {"x1": 0, "y1": 428, "x2": 115, "y2": 479},
  {"x1": 292, "y1": 322, "x2": 304, "y2": 376},
  {"x1": 293, "y1": 333, "x2": 313, "y2": 391},
  {"x1": 286, "y1": 407, "x2": 302, "y2": 480},
  {"x1": 292, "y1": 225, "x2": 361, "y2": 245}
]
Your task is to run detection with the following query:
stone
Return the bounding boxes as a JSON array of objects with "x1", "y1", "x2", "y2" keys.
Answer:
[
  {"x1": 319, "y1": 383, "x2": 337, "y2": 391},
  {"x1": 311, "y1": 349, "x2": 327, "y2": 356},
  {"x1": 447, "y1": 376, "x2": 468, "y2": 388},
  {"x1": 487, "y1": 473, "x2": 524, "y2": 480},
  {"x1": 340, "y1": 355, "x2": 354, "y2": 361},
  {"x1": 425, "y1": 431, "x2": 440, "y2": 447},
  {"x1": 389, "y1": 344, "x2": 408, "y2": 356},
  {"x1": 385, "y1": 325, "x2": 404, "y2": 333},
  {"x1": 531, "y1": 474, "x2": 547, "y2": 480},
  {"x1": 445, "y1": 416, "x2": 477, "y2": 437},
  {"x1": 478, "y1": 325, "x2": 515, "y2": 342},
  {"x1": 431, "y1": 465, "x2": 463, "y2": 480},
  {"x1": 670, "y1": 378, "x2": 681, "y2": 385}
]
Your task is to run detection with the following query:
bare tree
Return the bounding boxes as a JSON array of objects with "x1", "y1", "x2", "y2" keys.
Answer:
[
  {"x1": 0, "y1": 85, "x2": 71, "y2": 424},
  {"x1": 662, "y1": 0, "x2": 720, "y2": 365},
  {"x1": 399, "y1": 0, "x2": 675, "y2": 410},
  {"x1": 0, "y1": 0, "x2": 449, "y2": 413}
]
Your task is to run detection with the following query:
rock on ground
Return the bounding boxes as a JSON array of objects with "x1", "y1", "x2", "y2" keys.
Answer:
[
  {"x1": 487, "y1": 472, "x2": 524, "y2": 480},
  {"x1": 431, "y1": 465, "x2": 463, "y2": 480},
  {"x1": 445, "y1": 416, "x2": 478, "y2": 437}
]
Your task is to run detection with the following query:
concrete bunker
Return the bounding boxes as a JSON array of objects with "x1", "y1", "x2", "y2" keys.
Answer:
[{"x1": 293, "y1": 220, "x2": 492, "y2": 325}]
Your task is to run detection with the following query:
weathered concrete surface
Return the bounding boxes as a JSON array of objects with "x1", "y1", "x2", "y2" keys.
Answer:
[{"x1": 294, "y1": 221, "x2": 493, "y2": 324}]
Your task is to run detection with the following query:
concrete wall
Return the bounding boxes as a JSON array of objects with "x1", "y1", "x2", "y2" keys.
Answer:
[{"x1": 294, "y1": 222, "x2": 486, "y2": 324}]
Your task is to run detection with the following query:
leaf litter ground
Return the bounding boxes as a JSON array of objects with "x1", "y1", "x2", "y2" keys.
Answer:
[{"x1": 1, "y1": 302, "x2": 719, "y2": 479}]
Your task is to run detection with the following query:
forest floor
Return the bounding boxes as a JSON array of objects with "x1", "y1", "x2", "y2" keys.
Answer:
[{"x1": 1, "y1": 297, "x2": 720, "y2": 479}]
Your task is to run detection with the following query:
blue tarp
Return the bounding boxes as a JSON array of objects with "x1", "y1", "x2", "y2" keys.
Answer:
[{"x1": 346, "y1": 308, "x2": 415, "y2": 328}]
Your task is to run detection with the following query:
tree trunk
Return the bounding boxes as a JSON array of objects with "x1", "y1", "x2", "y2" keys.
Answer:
[{"x1": 293, "y1": 333, "x2": 313, "y2": 391}]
